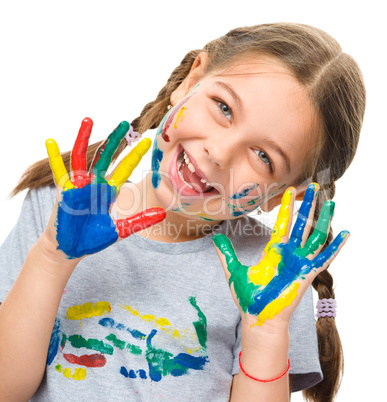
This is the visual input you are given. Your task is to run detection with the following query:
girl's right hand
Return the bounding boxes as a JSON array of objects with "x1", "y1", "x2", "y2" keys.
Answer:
[{"x1": 43, "y1": 117, "x2": 166, "y2": 262}]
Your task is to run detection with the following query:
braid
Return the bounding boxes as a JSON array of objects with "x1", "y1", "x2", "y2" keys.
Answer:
[{"x1": 303, "y1": 180, "x2": 344, "y2": 402}]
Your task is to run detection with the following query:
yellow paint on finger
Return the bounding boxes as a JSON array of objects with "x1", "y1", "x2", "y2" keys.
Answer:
[
  {"x1": 248, "y1": 189, "x2": 293, "y2": 286},
  {"x1": 45, "y1": 139, "x2": 74, "y2": 191},
  {"x1": 253, "y1": 282, "x2": 300, "y2": 326},
  {"x1": 108, "y1": 138, "x2": 151, "y2": 190},
  {"x1": 271, "y1": 188, "x2": 293, "y2": 242},
  {"x1": 173, "y1": 107, "x2": 187, "y2": 129}
]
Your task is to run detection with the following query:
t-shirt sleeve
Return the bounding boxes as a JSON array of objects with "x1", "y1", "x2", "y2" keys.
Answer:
[
  {"x1": 230, "y1": 286, "x2": 322, "y2": 392},
  {"x1": 0, "y1": 186, "x2": 56, "y2": 302}
]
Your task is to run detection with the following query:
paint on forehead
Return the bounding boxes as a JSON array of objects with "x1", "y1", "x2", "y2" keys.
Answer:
[
  {"x1": 229, "y1": 183, "x2": 259, "y2": 200},
  {"x1": 161, "y1": 92, "x2": 196, "y2": 142},
  {"x1": 151, "y1": 142, "x2": 163, "y2": 189}
]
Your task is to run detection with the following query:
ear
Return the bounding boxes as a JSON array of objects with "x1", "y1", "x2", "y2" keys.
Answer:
[
  {"x1": 170, "y1": 52, "x2": 209, "y2": 105},
  {"x1": 260, "y1": 185, "x2": 308, "y2": 213}
]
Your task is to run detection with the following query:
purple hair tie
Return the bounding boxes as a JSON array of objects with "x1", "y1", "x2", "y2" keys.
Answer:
[
  {"x1": 125, "y1": 125, "x2": 141, "y2": 146},
  {"x1": 316, "y1": 298, "x2": 337, "y2": 318}
]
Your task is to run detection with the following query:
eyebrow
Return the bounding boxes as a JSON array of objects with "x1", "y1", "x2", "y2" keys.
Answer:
[
  {"x1": 214, "y1": 81, "x2": 243, "y2": 111},
  {"x1": 263, "y1": 139, "x2": 291, "y2": 174}
]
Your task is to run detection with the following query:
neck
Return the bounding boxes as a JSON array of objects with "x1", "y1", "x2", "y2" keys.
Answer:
[{"x1": 113, "y1": 173, "x2": 223, "y2": 243}]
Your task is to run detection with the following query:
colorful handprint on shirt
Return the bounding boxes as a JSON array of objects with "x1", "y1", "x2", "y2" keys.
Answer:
[
  {"x1": 213, "y1": 183, "x2": 349, "y2": 326},
  {"x1": 45, "y1": 118, "x2": 166, "y2": 259},
  {"x1": 47, "y1": 297, "x2": 208, "y2": 382}
]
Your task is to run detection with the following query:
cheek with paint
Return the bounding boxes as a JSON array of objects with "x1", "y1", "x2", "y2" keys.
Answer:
[
  {"x1": 226, "y1": 183, "x2": 288, "y2": 217},
  {"x1": 161, "y1": 92, "x2": 196, "y2": 143},
  {"x1": 226, "y1": 183, "x2": 262, "y2": 217},
  {"x1": 213, "y1": 183, "x2": 349, "y2": 326},
  {"x1": 151, "y1": 91, "x2": 198, "y2": 189}
]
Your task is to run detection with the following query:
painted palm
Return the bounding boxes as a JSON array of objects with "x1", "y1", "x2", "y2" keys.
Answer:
[
  {"x1": 213, "y1": 184, "x2": 349, "y2": 326},
  {"x1": 46, "y1": 118, "x2": 166, "y2": 259}
]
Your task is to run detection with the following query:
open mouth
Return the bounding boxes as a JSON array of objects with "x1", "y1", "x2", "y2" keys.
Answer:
[{"x1": 169, "y1": 145, "x2": 219, "y2": 197}]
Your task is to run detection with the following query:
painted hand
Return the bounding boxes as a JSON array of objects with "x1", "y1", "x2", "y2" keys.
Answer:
[
  {"x1": 46, "y1": 117, "x2": 166, "y2": 259},
  {"x1": 213, "y1": 183, "x2": 349, "y2": 327}
]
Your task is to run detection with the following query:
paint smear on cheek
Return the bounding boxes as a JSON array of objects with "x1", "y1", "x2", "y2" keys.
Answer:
[
  {"x1": 173, "y1": 107, "x2": 187, "y2": 129},
  {"x1": 229, "y1": 183, "x2": 259, "y2": 200},
  {"x1": 160, "y1": 92, "x2": 196, "y2": 142},
  {"x1": 151, "y1": 142, "x2": 164, "y2": 189}
]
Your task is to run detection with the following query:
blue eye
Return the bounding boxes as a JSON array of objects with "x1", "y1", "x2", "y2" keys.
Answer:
[
  {"x1": 217, "y1": 101, "x2": 232, "y2": 119},
  {"x1": 256, "y1": 150, "x2": 271, "y2": 166}
]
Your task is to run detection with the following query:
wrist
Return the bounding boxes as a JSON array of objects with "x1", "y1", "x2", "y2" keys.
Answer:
[
  {"x1": 32, "y1": 232, "x2": 80, "y2": 275},
  {"x1": 241, "y1": 314, "x2": 290, "y2": 349},
  {"x1": 240, "y1": 319, "x2": 290, "y2": 381}
]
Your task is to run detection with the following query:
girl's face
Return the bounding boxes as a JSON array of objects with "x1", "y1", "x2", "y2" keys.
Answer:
[{"x1": 149, "y1": 55, "x2": 319, "y2": 222}]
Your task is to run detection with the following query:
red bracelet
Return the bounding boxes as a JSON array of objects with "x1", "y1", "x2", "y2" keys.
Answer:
[{"x1": 238, "y1": 352, "x2": 291, "y2": 383}]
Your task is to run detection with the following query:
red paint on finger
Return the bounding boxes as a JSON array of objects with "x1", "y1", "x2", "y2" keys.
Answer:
[
  {"x1": 71, "y1": 117, "x2": 93, "y2": 188},
  {"x1": 72, "y1": 117, "x2": 93, "y2": 171},
  {"x1": 116, "y1": 207, "x2": 166, "y2": 238},
  {"x1": 63, "y1": 353, "x2": 107, "y2": 368}
]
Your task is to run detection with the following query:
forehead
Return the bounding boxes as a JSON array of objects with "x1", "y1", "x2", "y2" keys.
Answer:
[{"x1": 207, "y1": 56, "x2": 312, "y2": 113}]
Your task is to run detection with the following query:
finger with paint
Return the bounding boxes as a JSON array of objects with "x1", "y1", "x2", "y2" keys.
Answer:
[
  {"x1": 70, "y1": 117, "x2": 93, "y2": 188},
  {"x1": 45, "y1": 118, "x2": 166, "y2": 259},
  {"x1": 213, "y1": 183, "x2": 349, "y2": 326},
  {"x1": 288, "y1": 183, "x2": 319, "y2": 248},
  {"x1": 108, "y1": 138, "x2": 152, "y2": 190},
  {"x1": 90, "y1": 121, "x2": 131, "y2": 184}
]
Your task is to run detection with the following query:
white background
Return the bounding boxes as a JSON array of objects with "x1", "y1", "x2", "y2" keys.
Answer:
[{"x1": 0, "y1": 1, "x2": 384, "y2": 400}]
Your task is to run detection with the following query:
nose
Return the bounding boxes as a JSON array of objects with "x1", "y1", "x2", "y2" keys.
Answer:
[{"x1": 203, "y1": 135, "x2": 237, "y2": 169}]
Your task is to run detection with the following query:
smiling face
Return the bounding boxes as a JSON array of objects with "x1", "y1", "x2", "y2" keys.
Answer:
[{"x1": 148, "y1": 54, "x2": 321, "y2": 223}]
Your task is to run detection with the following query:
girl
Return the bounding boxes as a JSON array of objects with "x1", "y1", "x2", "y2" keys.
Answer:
[{"x1": 0, "y1": 23, "x2": 365, "y2": 401}]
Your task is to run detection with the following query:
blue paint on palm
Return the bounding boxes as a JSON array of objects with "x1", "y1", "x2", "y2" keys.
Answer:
[
  {"x1": 56, "y1": 183, "x2": 118, "y2": 259},
  {"x1": 248, "y1": 243, "x2": 311, "y2": 315}
]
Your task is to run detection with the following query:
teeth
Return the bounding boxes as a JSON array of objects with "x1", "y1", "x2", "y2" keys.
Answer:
[
  {"x1": 187, "y1": 163, "x2": 195, "y2": 173},
  {"x1": 179, "y1": 150, "x2": 214, "y2": 189},
  {"x1": 177, "y1": 167, "x2": 193, "y2": 189}
]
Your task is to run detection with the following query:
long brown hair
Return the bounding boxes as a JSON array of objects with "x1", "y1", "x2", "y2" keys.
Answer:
[{"x1": 12, "y1": 23, "x2": 366, "y2": 401}]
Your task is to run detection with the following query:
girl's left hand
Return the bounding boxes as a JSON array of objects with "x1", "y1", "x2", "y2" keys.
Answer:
[{"x1": 212, "y1": 183, "x2": 349, "y2": 332}]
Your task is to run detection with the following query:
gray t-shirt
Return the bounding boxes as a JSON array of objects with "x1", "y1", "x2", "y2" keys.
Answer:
[{"x1": 0, "y1": 185, "x2": 322, "y2": 401}]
